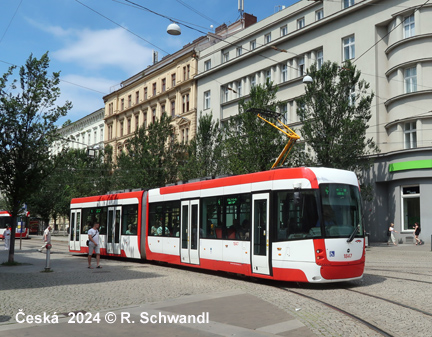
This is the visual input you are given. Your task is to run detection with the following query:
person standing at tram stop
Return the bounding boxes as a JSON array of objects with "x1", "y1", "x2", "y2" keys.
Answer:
[
  {"x1": 38, "y1": 224, "x2": 52, "y2": 252},
  {"x1": 387, "y1": 222, "x2": 398, "y2": 246},
  {"x1": 88, "y1": 222, "x2": 101, "y2": 269},
  {"x1": 3, "y1": 226, "x2": 11, "y2": 250},
  {"x1": 413, "y1": 222, "x2": 422, "y2": 245}
]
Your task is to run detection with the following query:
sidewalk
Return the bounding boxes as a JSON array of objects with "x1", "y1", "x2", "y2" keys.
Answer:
[{"x1": 0, "y1": 239, "x2": 315, "y2": 337}]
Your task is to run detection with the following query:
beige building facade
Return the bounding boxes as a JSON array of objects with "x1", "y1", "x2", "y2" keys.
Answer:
[
  {"x1": 195, "y1": 0, "x2": 432, "y2": 243},
  {"x1": 103, "y1": 43, "x2": 201, "y2": 158}
]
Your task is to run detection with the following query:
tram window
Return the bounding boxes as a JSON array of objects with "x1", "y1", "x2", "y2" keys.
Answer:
[
  {"x1": 81, "y1": 207, "x2": 107, "y2": 234},
  {"x1": 122, "y1": 205, "x2": 138, "y2": 235},
  {"x1": 274, "y1": 190, "x2": 320, "y2": 241},
  {"x1": 201, "y1": 196, "x2": 222, "y2": 238},
  {"x1": 148, "y1": 202, "x2": 180, "y2": 236},
  {"x1": 201, "y1": 194, "x2": 251, "y2": 240},
  {"x1": 320, "y1": 184, "x2": 362, "y2": 238}
]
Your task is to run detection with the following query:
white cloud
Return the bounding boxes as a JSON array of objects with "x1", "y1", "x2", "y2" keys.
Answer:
[{"x1": 52, "y1": 27, "x2": 154, "y2": 75}]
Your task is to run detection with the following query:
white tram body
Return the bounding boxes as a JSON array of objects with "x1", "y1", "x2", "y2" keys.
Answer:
[{"x1": 70, "y1": 167, "x2": 365, "y2": 283}]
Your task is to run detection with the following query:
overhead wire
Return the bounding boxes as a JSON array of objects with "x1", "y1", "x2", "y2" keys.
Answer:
[{"x1": 0, "y1": 0, "x2": 23, "y2": 46}]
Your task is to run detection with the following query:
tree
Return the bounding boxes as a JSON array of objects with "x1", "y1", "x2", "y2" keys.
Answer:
[
  {"x1": 0, "y1": 53, "x2": 71, "y2": 262},
  {"x1": 296, "y1": 60, "x2": 379, "y2": 175},
  {"x1": 221, "y1": 79, "x2": 286, "y2": 174},
  {"x1": 179, "y1": 112, "x2": 224, "y2": 181},
  {"x1": 27, "y1": 148, "x2": 113, "y2": 226},
  {"x1": 114, "y1": 113, "x2": 181, "y2": 190}
]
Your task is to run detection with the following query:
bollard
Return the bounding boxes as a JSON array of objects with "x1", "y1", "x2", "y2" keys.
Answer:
[{"x1": 45, "y1": 243, "x2": 52, "y2": 272}]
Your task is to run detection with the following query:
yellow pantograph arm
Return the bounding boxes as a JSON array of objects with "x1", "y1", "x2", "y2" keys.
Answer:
[{"x1": 257, "y1": 114, "x2": 300, "y2": 169}]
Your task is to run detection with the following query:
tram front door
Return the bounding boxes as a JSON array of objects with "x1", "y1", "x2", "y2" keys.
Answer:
[
  {"x1": 252, "y1": 193, "x2": 270, "y2": 275},
  {"x1": 69, "y1": 210, "x2": 81, "y2": 251},
  {"x1": 180, "y1": 199, "x2": 200, "y2": 265},
  {"x1": 107, "y1": 206, "x2": 121, "y2": 255}
]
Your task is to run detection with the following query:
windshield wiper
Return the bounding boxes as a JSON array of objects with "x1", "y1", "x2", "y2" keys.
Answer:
[{"x1": 347, "y1": 225, "x2": 359, "y2": 243}]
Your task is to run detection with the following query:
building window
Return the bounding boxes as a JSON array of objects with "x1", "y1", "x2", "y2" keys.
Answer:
[
  {"x1": 264, "y1": 33, "x2": 271, "y2": 44},
  {"x1": 171, "y1": 73, "x2": 176, "y2": 87},
  {"x1": 128, "y1": 95, "x2": 131, "y2": 108},
  {"x1": 222, "y1": 51, "x2": 229, "y2": 63},
  {"x1": 135, "y1": 114, "x2": 139, "y2": 131},
  {"x1": 183, "y1": 66, "x2": 190, "y2": 81},
  {"x1": 204, "y1": 90, "x2": 211, "y2": 110},
  {"x1": 281, "y1": 64, "x2": 288, "y2": 82},
  {"x1": 317, "y1": 50, "x2": 324, "y2": 69},
  {"x1": 161, "y1": 104, "x2": 166, "y2": 115},
  {"x1": 280, "y1": 102, "x2": 288, "y2": 121},
  {"x1": 108, "y1": 124, "x2": 113, "y2": 140},
  {"x1": 297, "y1": 17, "x2": 305, "y2": 29},
  {"x1": 343, "y1": 0, "x2": 355, "y2": 8},
  {"x1": 401, "y1": 186, "x2": 420, "y2": 231},
  {"x1": 223, "y1": 86, "x2": 229, "y2": 102},
  {"x1": 298, "y1": 56, "x2": 305, "y2": 77},
  {"x1": 144, "y1": 87, "x2": 148, "y2": 100},
  {"x1": 120, "y1": 121, "x2": 124, "y2": 137},
  {"x1": 121, "y1": 98, "x2": 124, "y2": 111},
  {"x1": 186, "y1": 128, "x2": 189, "y2": 143},
  {"x1": 109, "y1": 102, "x2": 113, "y2": 115},
  {"x1": 135, "y1": 91, "x2": 139, "y2": 104},
  {"x1": 182, "y1": 94, "x2": 189, "y2": 113},
  {"x1": 280, "y1": 25, "x2": 287, "y2": 37},
  {"x1": 144, "y1": 112, "x2": 147, "y2": 128},
  {"x1": 250, "y1": 75, "x2": 256, "y2": 88},
  {"x1": 204, "y1": 60, "x2": 211, "y2": 71},
  {"x1": 404, "y1": 67, "x2": 417, "y2": 93},
  {"x1": 404, "y1": 14, "x2": 415, "y2": 38},
  {"x1": 162, "y1": 78, "x2": 166, "y2": 92},
  {"x1": 266, "y1": 69, "x2": 272, "y2": 81},
  {"x1": 404, "y1": 121, "x2": 417, "y2": 149},
  {"x1": 236, "y1": 47, "x2": 242, "y2": 57},
  {"x1": 152, "y1": 108, "x2": 156, "y2": 123},
  {"x1": 237, "y1": 81, "x2": 242, "y2": 97},
  {"x1": 316, "y1": 9, "x2": 324, "y2": 21},
  {"x1": 250, "y1": 40, "x2": 256, "y2": 50},
  {"x1": 152, "y1": 83, "x2": 156, "y2": 96},
  {"x1": 127, "y1": 118, "x2": 131, "y2": 134},
  {"x1": 343, "y1": 35, "x2": 355, "y2": 61},
  {"x1": 171, "y1": 100, "x2": 175, "y2": 117}
]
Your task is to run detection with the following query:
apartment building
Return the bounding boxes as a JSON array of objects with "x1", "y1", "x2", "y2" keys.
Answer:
[
  {"x1": 51, "y1": 108, "x2": 105, "y2": 156},
  {"x1": 195, "y1": 0, "x2": 432, "y2": 243}
]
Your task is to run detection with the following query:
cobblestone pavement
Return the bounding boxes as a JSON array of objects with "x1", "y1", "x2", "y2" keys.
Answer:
[{"x1": 0, "y1": 237, "x2": 431, "y2": 336}]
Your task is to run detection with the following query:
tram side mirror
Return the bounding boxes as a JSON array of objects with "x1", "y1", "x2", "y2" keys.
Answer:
[{"x1": 294, "y1": 191, "x2": 302, "y2": 206}]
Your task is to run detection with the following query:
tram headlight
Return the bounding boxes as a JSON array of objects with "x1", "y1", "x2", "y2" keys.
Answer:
[{"x1": 316, "y1": 249, "x2": 322, "y2": 254}]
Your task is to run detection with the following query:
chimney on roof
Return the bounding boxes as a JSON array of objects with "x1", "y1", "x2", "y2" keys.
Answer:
[
  {"x1": 152, "y1": 50, "x2": 158, "y2": 65},
  {"x1": 243, "y1": 13, "x2": 257, "y2": 28}
]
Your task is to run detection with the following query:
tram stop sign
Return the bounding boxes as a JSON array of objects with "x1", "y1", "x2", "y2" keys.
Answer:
[{"x1": 45, "y1": 243, "x2": 52, "y2": 250}]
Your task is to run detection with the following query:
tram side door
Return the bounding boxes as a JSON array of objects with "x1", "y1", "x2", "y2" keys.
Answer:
[
  {"x1": 107, "y1": 206, "x2": 121, "y2": 255},
  {"x1": 69, "y1": 210, "x2": 81, "y2": 251},
  {"x1": 251, "y1": 193, "x2": 270, "y2": 275},
  {"x1": 180, "y1": 200, "x2": 200, "y2": 265}
]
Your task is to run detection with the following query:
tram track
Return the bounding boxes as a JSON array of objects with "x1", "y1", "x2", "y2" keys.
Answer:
[{"x1": 278, "y1": 287, "x2": 394, "y2": 337}]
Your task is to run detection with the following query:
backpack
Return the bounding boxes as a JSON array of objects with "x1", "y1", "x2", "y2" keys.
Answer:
[{"x1": 387, "y1": 227, "x2": 391, "y2": 236}]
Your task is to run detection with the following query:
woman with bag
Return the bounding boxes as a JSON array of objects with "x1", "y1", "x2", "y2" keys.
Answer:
[{"x1": 387, "y1": 223, "x2": 398, "y2": 246}]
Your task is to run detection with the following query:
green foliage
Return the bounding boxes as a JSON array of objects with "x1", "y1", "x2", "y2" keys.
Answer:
[
  {"x1": 179, "y1": 112, "x2": 224, "y2": 181},
  {"x1": 0, "y1": 53, "x2": 71, "y2": 262},
  {"x1": 27, "y1": 148, "x2": 113, "y2": 221},
  {"x1": 114, "y1": 113, "x2": 182, "y2": 189},
  {"x1": 221, "y1": 79, "x2": 286, "y2": 174},
  {"x1": 296, "y1": 60, "x2": 379, "y2": 173}
]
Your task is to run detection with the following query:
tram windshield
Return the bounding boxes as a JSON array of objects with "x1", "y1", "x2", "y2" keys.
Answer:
[
  {"x1": 319, "y1": 184, "x2": 363, "y2": 239},
  {"x1": 274, "y1": 183, "x2": 363, "y2": 241}
]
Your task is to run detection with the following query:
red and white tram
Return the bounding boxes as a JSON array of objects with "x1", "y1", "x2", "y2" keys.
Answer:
[
  {"x1": 69, "y1": 167, "x2": 365, "y2": 283},
  {"x1": 0, "y1": 211, "x2": 30, "y2": 239}
]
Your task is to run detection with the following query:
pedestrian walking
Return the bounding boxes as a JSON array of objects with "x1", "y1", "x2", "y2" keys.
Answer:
[
  {"x1": 387, "y1": 222, "x2": 398, "y2": 246},
  {"x1": 88, "y1": 222, "x2": 101, "y2": 269},
  {"x1": 413, "y1": 222, "x2": 422, "y2": 245},
  {"x1": 38, "y1": 224, "x2": 52, "y2": 252},
  {"x1": 3, "y1": 227, "x2": 11, "y2": 250}
]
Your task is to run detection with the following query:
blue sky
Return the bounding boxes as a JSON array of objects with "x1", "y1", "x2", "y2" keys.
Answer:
[{"x1": 0, "y1": 0, "x2": 298, "y2": 125}]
